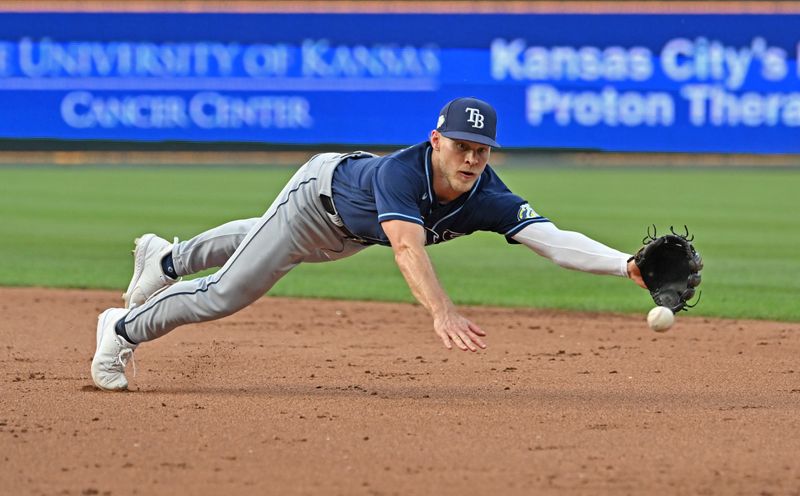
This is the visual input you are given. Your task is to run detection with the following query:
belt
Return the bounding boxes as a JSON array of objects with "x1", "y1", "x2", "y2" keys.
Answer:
[{"x1": 319, "y1": 195, "x2": 373, "y2": 245}]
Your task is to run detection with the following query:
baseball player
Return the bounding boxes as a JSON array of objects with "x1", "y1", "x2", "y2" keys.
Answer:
[{"x1": 91, "y1": 97, "x2": 647, "y2": 391}]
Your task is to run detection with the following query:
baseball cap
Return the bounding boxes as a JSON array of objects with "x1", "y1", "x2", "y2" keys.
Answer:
[{"x1": 435, "y1": 97, "x2": 500, "y2": 147}]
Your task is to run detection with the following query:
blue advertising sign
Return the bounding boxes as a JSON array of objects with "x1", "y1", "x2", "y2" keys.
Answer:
[{"x1": 1, "y1": 13, "x2": 799, "y2": 152}]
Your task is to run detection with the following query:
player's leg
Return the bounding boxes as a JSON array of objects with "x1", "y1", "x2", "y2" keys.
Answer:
[
  {"x1": 172, "y1": 218, "x2": 260, "y2": 275},
  {"x1": 122, "y1": 154, "x2": 343, "y2": 308},
  {"x1": 92, "y1": 153, "x2": 360, "y2": 391},
  {"x1": 122, "y1": 156, "x2": 358, "y2": 340},
  {"x1": 123, "y1": 218, "x2": 259, "y2": 309}
]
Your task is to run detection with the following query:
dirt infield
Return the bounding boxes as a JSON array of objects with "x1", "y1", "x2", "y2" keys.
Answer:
[{"x1": 2, "y1": 287, "x2": 799, "y2": 495}]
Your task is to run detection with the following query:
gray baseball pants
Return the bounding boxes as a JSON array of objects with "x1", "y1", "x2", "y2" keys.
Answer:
[{"x1": 123, "y1": 152, "x2": 371, "y2": 344}]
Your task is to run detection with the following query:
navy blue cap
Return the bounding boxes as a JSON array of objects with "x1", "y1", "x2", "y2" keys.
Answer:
[{"x1": 436, "y1": 97, "x2": 499, "y2": 147}]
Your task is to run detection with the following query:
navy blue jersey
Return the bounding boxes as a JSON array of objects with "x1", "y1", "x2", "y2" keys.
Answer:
[{"x1": 330, "y1": 141, "x2": 550, "y2": 246}]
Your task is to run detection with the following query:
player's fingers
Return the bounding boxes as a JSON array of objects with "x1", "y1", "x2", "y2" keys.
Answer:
[
  {"x1": 454, "y1": 330, "x2": 477, "y2": 352},
  {"x1": 465, "y1": 328, "x2": 487, "y2": 349},
  {"x1": 468, "y1": 321, "x2": 487, "y2": 336},
  {"x1": 449, "y1": 331, "x2": 469, "y2": 351},
  {"x1": 438, "y1": 332, "x2": 452, "y2": 350}
]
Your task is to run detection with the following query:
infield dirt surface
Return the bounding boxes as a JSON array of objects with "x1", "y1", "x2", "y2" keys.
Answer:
[{"x1": 2, "y1": 287, "x2": 799, "y2": 496}]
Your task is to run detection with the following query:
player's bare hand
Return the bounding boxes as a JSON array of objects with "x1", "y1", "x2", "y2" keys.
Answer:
[
  {"x1": 433, "y1": 311, "x2": 487, "y2": 352},
  {"x1": 627, "y1": 259, "x2": 647, "y2": 289}
]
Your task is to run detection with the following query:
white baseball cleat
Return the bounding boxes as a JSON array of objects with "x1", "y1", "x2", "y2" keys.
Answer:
[
  {"x1": 122, "y1": 233, "x2": 178, "y2": 309},
  {"x1": 91, "y1": 308, "x2": 137, "y2": 391}
]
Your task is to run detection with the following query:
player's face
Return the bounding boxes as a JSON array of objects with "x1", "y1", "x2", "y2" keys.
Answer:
[{"x1": 430, "y1": 131, "x2": 491, "y2": 203}]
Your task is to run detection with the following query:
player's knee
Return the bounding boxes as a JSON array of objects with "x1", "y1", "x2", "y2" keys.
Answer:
[{"x1": 207, "y1": 282, "x2": 264, "y2": 316}]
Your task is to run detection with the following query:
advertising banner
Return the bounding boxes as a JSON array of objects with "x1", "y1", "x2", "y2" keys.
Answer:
[{"x1": 1, "y1": 13, "x2": 799, "y2": 152}]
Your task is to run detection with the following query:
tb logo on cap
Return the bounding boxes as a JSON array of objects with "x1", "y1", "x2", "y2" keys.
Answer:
[{"x1": 465, "y1": 107, "x2": 484, "y2": 129}]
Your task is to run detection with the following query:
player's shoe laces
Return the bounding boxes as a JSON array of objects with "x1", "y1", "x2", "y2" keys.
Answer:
[
  {"x1": 122, "y1": 233, "x2": 179, "y2": 309},
  {"x1": 91, "y1": 308, "x2": 137, "y2": 391}
]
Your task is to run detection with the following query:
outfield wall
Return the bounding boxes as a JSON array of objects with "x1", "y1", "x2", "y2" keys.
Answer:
[{"x1": 1, "y1": 2, "x2": 800, "y2": 153}]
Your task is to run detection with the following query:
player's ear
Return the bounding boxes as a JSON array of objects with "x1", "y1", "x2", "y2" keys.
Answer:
[{"x1": 430, "y1": 130, "x2": 440, "y2": 151}]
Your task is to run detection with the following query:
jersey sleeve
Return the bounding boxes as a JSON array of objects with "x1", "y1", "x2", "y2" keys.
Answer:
[
  {"x1": 484, "y1": 192, "x2": 551, "y2": 243},
  {"x1": 373, "y1": 158, "x2": 426, "y2": 226}
]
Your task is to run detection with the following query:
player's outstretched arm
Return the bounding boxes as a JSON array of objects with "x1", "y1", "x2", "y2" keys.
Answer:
[
  {"x1": 513, "y1": 222, "x2": 647, "y2": 288},
  {"x1": 382, "y1": 220, "x2": 487, "y2": 352}
]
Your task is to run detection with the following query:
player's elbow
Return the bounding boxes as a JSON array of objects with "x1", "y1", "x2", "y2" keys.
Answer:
[
  {"x1": 391, "y1": 239, "x2": 417, "y2": 261},
  {"x1": 383, "y1": 220, "x2": 426, "y2": 257},
  {"x1": 393, "y1": 237, "x2": 430, "y2": 271}
]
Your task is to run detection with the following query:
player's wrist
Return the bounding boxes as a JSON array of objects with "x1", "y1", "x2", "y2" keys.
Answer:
[
  {"x1": 431, "y1": 301, "x2": 457, "y2": 321},
  {"x1": 625, "y1": 258, "x2": 635, "y2": 278}
]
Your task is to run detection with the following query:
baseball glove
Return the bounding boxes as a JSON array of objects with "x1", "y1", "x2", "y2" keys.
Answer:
[{"x1": 632, "y1": 226, "x2": 703, "y2": 313}]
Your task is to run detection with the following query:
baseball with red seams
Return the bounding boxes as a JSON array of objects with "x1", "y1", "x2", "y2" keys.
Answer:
[{"x1": 647, "y1": 306, "x2": 674, "y2": 332}]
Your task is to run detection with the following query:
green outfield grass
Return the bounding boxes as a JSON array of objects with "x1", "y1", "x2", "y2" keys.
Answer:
[{"x1": 1, "y1": 162, "x2": 797, "y2": 321}]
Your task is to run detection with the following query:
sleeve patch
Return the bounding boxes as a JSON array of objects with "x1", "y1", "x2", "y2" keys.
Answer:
[{"x1": 517, "y1": 203, "x2": 539, "y2": 220}]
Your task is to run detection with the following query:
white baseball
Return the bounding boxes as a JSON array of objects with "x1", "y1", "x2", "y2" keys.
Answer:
[{"x1": 647, "y1": 306, "x2": 674, "y2": 332}]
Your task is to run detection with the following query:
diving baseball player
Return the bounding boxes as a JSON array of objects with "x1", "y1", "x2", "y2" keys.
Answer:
[{"x1": 91, "y1": 97, "x2": 647, "y2": 391}]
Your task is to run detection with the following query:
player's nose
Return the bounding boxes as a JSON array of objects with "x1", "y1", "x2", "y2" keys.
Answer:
[{"x1": 464, "y1": 151, "x2": 476, "y2": 166}]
